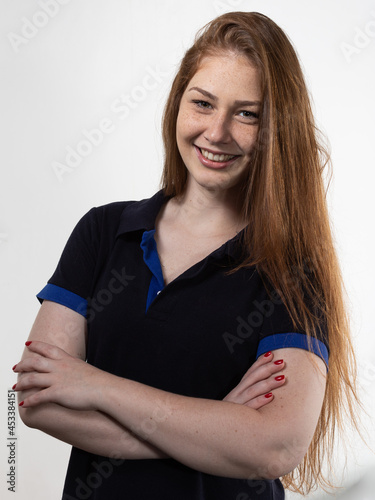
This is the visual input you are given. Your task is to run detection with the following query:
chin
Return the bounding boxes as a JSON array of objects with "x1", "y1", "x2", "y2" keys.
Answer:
[{"x1": 195, "y1": 176, "x2": 241, "y2": 195}]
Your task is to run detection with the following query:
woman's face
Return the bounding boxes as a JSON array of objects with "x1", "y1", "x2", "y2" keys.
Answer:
[{"x1": 176, "y1": 52, "x2": 261, "y2": 196}]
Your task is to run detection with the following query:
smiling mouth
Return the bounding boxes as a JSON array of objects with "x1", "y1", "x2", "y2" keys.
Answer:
[{"x1": 199, "y1": 147, "x2": 238, "y2": 163}]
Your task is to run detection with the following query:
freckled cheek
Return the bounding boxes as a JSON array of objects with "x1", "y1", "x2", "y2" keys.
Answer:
[
  {"x1": 240, "y1": 128, "x2": 259, "y2": 155},
  {"x1": 177, "y1": 114, "x2": 206, "y2": 142}
]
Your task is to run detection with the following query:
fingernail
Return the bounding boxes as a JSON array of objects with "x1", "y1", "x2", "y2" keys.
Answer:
[
  {"x1": 275, "y1": 375, "x2": 285, "y2": 381},
  {"x1": 263, "y1": 351, "x2": 272, "y2": 357},
  {"x1": 12, "y1": 384, "x2": 17, "y2": 390},
  {"x1": 265, "y1": 392, "x2": 273, "y2": 398},
  {"x1": 274, "y1": 359, "x2": 283, "y2": 365},
  {"x1": 19, "y1": 401, "x2": 24, "y2": 407},
  {"x1": 12, "y1": 364, "x2": 17, "y2": 371},
  {"x1": 25, "y1": 341, "x2": 32, "y2": 346}
]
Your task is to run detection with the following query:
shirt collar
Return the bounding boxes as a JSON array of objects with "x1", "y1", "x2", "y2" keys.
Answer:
[
  {"x1": 116, "y1": 190, "x2": 168, "y2": 236},
  {"x1": 116, "y1": 189, "x2": 246, "y2": 260}
]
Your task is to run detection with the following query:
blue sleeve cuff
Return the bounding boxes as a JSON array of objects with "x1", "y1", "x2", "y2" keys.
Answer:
[
  {"x1": 37, "y1": 284, "x2": 87, "y2": 317},
  {"x1": 256, "y1": 332, "x2": 329, "y2": 368}
]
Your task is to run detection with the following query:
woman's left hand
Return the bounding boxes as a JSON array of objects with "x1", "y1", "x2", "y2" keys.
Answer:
[
  {"x1": 223, "y1": 351, "x2": 286, "y2": 409},
  {"x1": 13, "y1": 341, "x2": 108, "y2": 410}
]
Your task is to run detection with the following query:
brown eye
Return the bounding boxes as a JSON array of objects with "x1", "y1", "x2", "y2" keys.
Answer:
[
  {"x1": 239, "y1": 110, "x2": 259, "y2": 119},
  {"x1": 192, "y1": 100, "x2": 212, "y2": 109}
]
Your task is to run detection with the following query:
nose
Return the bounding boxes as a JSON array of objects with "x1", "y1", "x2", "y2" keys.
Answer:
[{"x1": 204, "y1": 113, "x2": 231, "y2": 144}]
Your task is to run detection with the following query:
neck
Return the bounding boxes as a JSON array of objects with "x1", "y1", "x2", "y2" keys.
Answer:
[{"x1": 169, "y1": 179, "x2": 246, "y2": 237}]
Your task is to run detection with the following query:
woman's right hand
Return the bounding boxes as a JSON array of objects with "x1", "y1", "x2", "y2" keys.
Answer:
[{"x1": 223, "y1": 351, "x2": 286, "y2": 409}]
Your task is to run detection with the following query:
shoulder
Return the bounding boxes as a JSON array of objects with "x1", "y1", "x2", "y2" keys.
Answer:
[
  {"x1": 67, "y1": 201, "x2": 137, "y2": 253},
  {"x1": 85, "y1": 200, "x2": 137, "y2": 233},
  {"x1": 78, "y1": 190, "x2": 167, "y2": 241},
  {"x1": 86, "y1": 199, "x2": 138, "y2": 223}
]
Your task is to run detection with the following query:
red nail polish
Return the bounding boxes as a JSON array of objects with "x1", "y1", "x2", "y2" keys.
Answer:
[
  {"x1": 274, "y1": 359, "x2": 283, "y2": 365},
  {"x1": 25, "y1": 341, "x2": 32, "y2": 346},
  {"x1": 12, "y1": 384, "x2": 17, "y2": 390},
  {"x1": 265, "y1": 392, "x2": 273, "y2": 398},
  {"x1": 275, "y1": 375, "x2": 285, "y2": 381},
  {"x1": 19, "y1": 401, "x2": 24, "y2": 407},
  {"x1": 263, "y1": 351, "x2": 272, "y2": 357},
  {"x1": 12, "y1": 364, "x2": 17, "y2": 371}
]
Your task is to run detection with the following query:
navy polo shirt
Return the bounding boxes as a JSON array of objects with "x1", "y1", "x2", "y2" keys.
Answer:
[{"x1": 37, "y1": 190, "x2": 329, "y2": 500}]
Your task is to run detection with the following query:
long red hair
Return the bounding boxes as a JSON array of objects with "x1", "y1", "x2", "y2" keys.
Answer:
[{"x1": 161, "y1": 12, "x2": 360, "y2": 493}]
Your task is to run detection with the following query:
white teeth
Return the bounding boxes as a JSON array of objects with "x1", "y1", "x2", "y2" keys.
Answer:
[{"x1": 200, "y1": 148, "x2": 236, "y2": 162}]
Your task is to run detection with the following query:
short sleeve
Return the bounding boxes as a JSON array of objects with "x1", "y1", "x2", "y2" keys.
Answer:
[
  {"x1": 256, "y1": 289, "x2": 329, "y2": 367},
  {"x1": 37, "y1": 208, "x2": 100, "y2": 318}
]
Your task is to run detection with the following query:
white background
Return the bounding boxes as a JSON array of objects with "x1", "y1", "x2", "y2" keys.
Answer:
[{"x1": 1, "y1": 0, "x2": 375, "y2": 498}]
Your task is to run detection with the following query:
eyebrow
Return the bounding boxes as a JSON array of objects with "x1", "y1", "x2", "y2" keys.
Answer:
[{"x1": 188, "y1": 86, "x2": 261, "y2": 106}]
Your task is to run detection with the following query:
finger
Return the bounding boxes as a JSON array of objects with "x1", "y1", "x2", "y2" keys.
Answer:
[
  {"x1": 16, "y1": 370, "x2": 39, "y2": 382},
  {"x1": 13, "y1": 355, "x2": 51, "y2": 374},
  {"x1": 242, "y1": 351, "x2": 274, "y2": 377},
  {"x1": 239, "y1": 353, "x2": 285, "y2": 384},
  {"x1": 13, "y1": 372, "x2": 52, "y2": 392},
  {"x1": 19, "y1": 388, "x2": 53, "y2": 408},
  {"x1": 23, "y1": 340, "x2": 67, "y2": 360},
  {"x1": 223, "y1": 357, "x2": 286, "y2": 404},
  {"x1": 23, "y1": 340, "x2": 64, "y2": 360},
  {"x1": 236, "y1": 359, "x2": 285, "y2": 395},
  {"x1": 228, "y1": 372, "x2": 286, "y2": 405},
  {"x1": 13, "y1": 353, "x2": 44, "y2": 374},
  {"x1": 244, "y1": 392, "x2": 274, "y2": 410},
  {"x1": 240, "y1": 374, "x2": 286, "y2": 404}
]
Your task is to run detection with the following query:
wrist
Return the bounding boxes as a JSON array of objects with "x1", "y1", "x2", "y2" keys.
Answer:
[{"x1": 94, "y1": 371, "x2": 126, "y2": 413}]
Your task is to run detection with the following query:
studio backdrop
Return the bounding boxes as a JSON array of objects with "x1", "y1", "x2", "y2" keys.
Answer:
[{"x1": 1, "y1": 1, "x2": 375, "y2": 499}]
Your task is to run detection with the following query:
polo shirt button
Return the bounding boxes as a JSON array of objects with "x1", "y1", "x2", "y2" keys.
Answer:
[{"x1": 157, "y1": 290, "x2": 161, "y2": 295}]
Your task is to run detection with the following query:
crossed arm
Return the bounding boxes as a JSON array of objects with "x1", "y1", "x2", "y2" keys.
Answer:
[{"x1": 14, "y1": 300, "x2": 326, "y2": 479}]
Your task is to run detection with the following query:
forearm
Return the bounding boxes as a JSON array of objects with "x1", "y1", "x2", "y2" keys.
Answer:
[
  {"x1": 17, "y1": 340, "x2": 167, "y2": 460},
  {"x1": 19, "y1": 401, "x2": 168, "y2": 460},
  {"x1": 16, "y1": 343, "x2": 324, "y2": 479},
  {"x1": 98, "y1": 376, "x2": 298, "y2": 479}
]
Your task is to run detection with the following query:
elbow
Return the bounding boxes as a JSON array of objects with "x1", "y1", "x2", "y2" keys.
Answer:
[
  {"x1": 17, "y1": 386, "x2": 48, "y2": 429},
  {"x1": 259, "y1": 452, "x2": 303, "y2": 480},
  {"x1": 19, "y1": 406, "x2": 38, "y2": 429},
  {"x1": 257, "y1": 442, "x2": 307, "y2": 480},
  {"x1": 19, "y1": 405, "x2": 58, "y2": 432},
  {"x1": 238, "y1": 442, "x2": 307, "y2": 481},
  {"x1": 18, "y1": 394, "x2": 46, "y2": 430}
]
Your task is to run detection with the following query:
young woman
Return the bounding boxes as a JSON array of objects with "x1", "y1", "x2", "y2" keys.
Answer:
[{"x1": 14, "y1": 11, "x2": 359, "y2": 500}]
